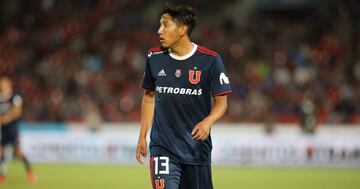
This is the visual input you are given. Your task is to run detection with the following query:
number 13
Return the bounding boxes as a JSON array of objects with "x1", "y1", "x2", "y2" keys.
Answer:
[{"x1": 154, "y1": 156, "x2": 169, "y2": 175}]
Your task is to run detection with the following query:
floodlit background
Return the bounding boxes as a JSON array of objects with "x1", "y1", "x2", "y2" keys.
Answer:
[{"x1": 1, "y1": 0, "x2": 360, "y2": 188}]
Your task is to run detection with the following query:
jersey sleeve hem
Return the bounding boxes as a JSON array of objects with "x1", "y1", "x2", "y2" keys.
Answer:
[
  {"x1": 213, "y1": 90, "x2": 232, "y2": 96},
  {"x1": 141, "y1": 85, "x2": 155, "y2": 91}
]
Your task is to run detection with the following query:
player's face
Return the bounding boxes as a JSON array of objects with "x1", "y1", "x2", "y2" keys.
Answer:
[
  {"x1": 0, "y1": 78, "x2": 12, "y2": 93},
  {"x1": 158, "y1": 13, "x2": 184, "y2": 48}
]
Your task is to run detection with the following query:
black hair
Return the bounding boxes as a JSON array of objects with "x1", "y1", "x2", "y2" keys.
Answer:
[{"x1": 159, "y1": 1, "x2": 196, "y2": 36}]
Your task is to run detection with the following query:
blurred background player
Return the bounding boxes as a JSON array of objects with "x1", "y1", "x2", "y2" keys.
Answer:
[
  {"x1": 300, "y1": 90, "x2": 317, "y2": 134},
  {"x1": 0, "y1": 76, "x2": 37, "y2": 184}
]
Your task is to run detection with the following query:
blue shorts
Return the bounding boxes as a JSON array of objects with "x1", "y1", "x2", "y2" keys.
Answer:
[
  {"x1": 149, "y1": 155, "x2": 213, "y2": 189},
  {"x1": 0, "y1": 135, "x2": 19, "y2": 147}
]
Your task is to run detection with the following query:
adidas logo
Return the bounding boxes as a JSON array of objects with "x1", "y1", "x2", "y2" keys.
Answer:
[{"x1": 158, "y1": 69, "x2": 166, "y2": 76}]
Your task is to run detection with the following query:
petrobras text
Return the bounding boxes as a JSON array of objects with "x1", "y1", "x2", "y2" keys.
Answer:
[{"x1": 156, "y1": 86, "x2": 202, "y2": 96}]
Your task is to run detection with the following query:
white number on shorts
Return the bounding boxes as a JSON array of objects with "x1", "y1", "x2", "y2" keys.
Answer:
[{"x1": 154, "y1": 156, "x2": 169, "y2": 175}]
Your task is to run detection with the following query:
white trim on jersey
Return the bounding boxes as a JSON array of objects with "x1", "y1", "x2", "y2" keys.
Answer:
[{"x1": 168, "y1": 43, "x2": 198, "y2": 60}]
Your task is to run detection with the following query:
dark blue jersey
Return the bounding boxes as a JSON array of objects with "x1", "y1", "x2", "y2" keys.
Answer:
[
  {"x1": 0, "y1": 92, "x2": 23, "y2": 138},
  {"x1": 142, "y1": 44, "x2": 232, "y2": 165}
]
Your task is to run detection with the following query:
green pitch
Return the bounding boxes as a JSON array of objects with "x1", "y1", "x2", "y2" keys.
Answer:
[{"x1": 1, "y1": 161, "x2": 360, "y2": 189}]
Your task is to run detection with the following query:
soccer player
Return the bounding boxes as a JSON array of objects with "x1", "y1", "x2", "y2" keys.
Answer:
[
  {"x1": 136, "y1": 2, "x2": 231, "y2": 189},
  {"x1": 0, "y1": 76, "x2": 37, "y2": 184}
]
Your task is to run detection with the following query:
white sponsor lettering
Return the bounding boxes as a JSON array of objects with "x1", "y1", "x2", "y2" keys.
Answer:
[
  {"x1": 186, "y1": 89, "x2": 192, "y2": 95},
  {"x1": 174, "y1": 88, "x2": 180, "y2": 94},
  {"x1": 167, "y1": 87, "x2": 173, "y2": 93},
  {"x1": 156, "y1": 86, "x2": 202, "y2": 96},
  {"x1": 180, "y1": 88, "x2": 186, "y2": 94}
]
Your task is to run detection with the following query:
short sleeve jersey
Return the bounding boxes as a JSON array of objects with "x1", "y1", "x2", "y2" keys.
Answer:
[{"x1": 142, "y1": 44, "x2": 232, "y2": 165}]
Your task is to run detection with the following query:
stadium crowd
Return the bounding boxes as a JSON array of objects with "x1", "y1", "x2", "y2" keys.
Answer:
[{"x1": 1, "y1": 0, "x2": 359, "y2": 124}]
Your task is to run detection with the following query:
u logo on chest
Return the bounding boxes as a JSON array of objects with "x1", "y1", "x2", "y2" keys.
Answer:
[{"x1": 188, "y1": 70, "x2": 201, "y2": 84}]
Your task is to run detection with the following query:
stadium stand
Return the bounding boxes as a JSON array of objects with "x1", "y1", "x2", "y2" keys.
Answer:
[{"x1": 0, "y1": 0, "x2": 359, "y2": 124}]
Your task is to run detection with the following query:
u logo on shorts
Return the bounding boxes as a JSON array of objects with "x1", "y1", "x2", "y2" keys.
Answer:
[{"x1": 155, "y1": 179, "x2": 165, "y2": 189}]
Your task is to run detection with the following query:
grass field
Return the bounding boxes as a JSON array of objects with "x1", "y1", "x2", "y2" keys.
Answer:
[{"x1": 1, "y1": 161, "x2": 360, "y2": 189}]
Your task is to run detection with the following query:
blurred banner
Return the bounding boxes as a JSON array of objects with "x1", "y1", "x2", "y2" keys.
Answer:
[
  {"x1": 212, "y1": 126, "x2": 360, "y2": 167},
  {"x1": 20, "y1": 123, "x2": 138, "y2": 164},
  {"x1": 20, "y1": 123, "x2": 360, "y2": 166}
]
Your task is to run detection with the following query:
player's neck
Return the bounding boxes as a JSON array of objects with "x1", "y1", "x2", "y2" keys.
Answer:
[{"x1": 169, "y1": 39, "x2": 193, "y2": 57}]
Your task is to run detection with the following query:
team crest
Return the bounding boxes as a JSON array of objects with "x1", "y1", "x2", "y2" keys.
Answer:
[
  {"x1": 175, "y1": 69, "x2": 181, "y2": 78},
  {"x1": 188, "y1": 70, "x2": 201, "y2": 84},
  {"x1": 155, "y1": 179, "x2": 165, "y2": 189}
]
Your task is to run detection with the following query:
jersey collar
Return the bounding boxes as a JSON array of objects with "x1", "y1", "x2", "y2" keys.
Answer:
[{"x1": 169, "y1": 43, "x2": 197, "y2": 60}]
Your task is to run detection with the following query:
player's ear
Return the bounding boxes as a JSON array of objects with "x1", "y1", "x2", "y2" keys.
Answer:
[{"x1": 179, "y1": 25, "x2": 188, "y2": 37}]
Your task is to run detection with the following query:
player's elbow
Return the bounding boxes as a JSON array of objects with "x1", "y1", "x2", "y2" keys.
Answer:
[{"x1": 223, "y1": 101, "x2": 228, "y2": 111}]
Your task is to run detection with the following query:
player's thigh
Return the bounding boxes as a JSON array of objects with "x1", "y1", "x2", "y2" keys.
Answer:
[
  {"x1": 150, "y1": 155, "x2": 181, "y2": 189},
  {"x1": 179, "y1": 164, "x2": 213, "y2": 189}
]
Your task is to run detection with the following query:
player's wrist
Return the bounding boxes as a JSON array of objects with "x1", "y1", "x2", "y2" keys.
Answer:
[
  {"x1": 203, "y1": 117, "x2": 216, "y2": 127},
  {"x1": 138, "y1": 133, "x2": 147, "y2": 138}
]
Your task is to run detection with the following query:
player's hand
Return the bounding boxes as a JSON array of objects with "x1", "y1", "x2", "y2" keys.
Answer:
[
  {"x1": 136, "y1": 136, "x2": 148, "y2": 165},
  {"x1": 191, "y1": 119, "x2": 212, "y2": 141}
]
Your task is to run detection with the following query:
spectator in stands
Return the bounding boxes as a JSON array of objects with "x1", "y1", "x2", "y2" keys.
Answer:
[{"x1": 0, "y1": 0, "x2": 358, "y2": 124}]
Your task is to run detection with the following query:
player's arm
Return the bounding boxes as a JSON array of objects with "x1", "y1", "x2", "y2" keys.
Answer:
[
  {"x1": 136, "y1": 90, "x2": 155, "y2": 164},
  {"x1": 192, "y1": 94, "x2": 228, "y2": 141},
  {"x1": 0, "y1": 96, "x2": 23, "y2": 126}
]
